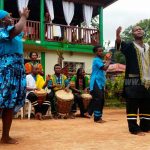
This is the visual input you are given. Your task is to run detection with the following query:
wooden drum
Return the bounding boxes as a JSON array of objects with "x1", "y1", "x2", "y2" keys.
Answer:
[
  {"x1": 81, "y1": 93, "x2": 92, "y2": 109},
  {"x1": 34, "y1": 89, "x2": 47, "y2": 105},
  {"x1": 55, "y1": 90, "x2": 74, "y2": 114}
]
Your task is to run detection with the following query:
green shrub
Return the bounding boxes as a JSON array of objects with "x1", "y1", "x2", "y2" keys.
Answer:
[{"x1": 105, "y1": 73, "x2": 125, "y2": 108}]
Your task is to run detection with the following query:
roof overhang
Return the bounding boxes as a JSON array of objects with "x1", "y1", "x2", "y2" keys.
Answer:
[{"x1": 63, "y1": 0, "x2": 118, "y2": 7}]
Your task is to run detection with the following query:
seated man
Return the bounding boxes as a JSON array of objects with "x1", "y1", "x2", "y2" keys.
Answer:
[
  {"x1": 25, "y1": 52, "x2": 44, "y2": 76},
  {"x1": 26, "y1": 65, "x2": 50, "y2": 120},
  {"x1": 70, "y1": 68, "x2": 91, "y2": 118},
  {"x1": 45, "y1": 64, "x2": 70, "y2": 119}
]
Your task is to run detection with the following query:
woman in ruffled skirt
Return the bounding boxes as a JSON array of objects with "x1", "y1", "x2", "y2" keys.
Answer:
[{"x1": 0, "y1": 8, "x2": 29, "y2": 144}]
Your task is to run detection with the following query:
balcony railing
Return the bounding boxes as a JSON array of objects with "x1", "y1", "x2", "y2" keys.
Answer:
[
  {"x1": 45, "y1": 23, "x2": 99, "y2": 45},
  {"x1": 13, "y1": 18, "x2": 99, "y2": 45},
  {"x1": 13, "y1": 18, "x2": 40, "y2": 41}
]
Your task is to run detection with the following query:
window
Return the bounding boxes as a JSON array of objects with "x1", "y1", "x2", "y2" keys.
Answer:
[{"x1": 63, "y1": 61, "x2": 85, "y2": 73}]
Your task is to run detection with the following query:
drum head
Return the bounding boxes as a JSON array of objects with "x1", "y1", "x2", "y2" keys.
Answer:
[
  {"x1": 55, "y1": 90, "x2": 74, "y2": 101},
  {"x1": 81, "y1": 93, "x2": 92, "y2": 100},
  {"x1": 34, "y1": 89, "x2": 47, "y2": 97}
]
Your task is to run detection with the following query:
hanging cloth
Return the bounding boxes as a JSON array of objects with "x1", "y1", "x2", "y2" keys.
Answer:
[
  {"x1": 45, "y1": 0, "x2": 54, "y2": 21},
  {"x1": 17, "y1": 0, "x2": 29, "y2": 12},
  {"x1": 62, "y1": 1, "x2": 75, "y2": 42}
]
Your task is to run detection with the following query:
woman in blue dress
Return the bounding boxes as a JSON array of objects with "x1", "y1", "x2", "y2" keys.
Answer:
[{"x1": 0, "y1": 8, "x2": 29, "y2": 144}]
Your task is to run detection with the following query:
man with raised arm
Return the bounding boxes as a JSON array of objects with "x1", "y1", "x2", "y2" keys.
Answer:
[{"x1": 116, "y1": 26, "x2": 150, "y2": 135}]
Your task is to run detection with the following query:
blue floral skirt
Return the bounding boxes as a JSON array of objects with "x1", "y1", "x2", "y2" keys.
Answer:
[{"x1": 0, "y1": 54, "x2": 26, "y2": 113}]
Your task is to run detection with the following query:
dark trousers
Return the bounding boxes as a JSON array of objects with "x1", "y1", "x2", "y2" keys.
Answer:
[
  {"x1": 71, "y1": 94, "x2": 85, "y2": 116},
  {"x1": 126, "y1": 98, "x2": 150, "y2": 133},
  {"x1": 87, "y1": 98, "x2": 94, "y2": 116},
  {"x1": 47, "y1": 90, "x2": 57, "y2": 115},
  {"x1": 90, "y1": 82, "x2": 104, "y2": 121},
  {"x1": 27, "y1": 92, "x2": 50, "y2": 115}
]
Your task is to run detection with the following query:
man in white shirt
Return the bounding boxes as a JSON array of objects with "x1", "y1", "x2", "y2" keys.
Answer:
[{"x1": 26, "y1": 66, "x2": 50, "y2": 120}]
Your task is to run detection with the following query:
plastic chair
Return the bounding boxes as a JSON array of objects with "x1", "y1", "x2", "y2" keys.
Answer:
[
  {"x1": 20, "y1": 99, "x2": 32, "y2": 120},
  {"x1": 15, "y1": 107, "x2": 24, "y2": 119}
]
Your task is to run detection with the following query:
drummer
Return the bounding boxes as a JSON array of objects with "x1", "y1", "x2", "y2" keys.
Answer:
[
  {"x1": 26, "y1": 65, "x2": 50, "y2": 120},
  {"x1": 70, "y1": 68, "x2": 91, "y2": 118},
  {"x1": 45, "y1": 64, "x2": 70, "y2": 119}
]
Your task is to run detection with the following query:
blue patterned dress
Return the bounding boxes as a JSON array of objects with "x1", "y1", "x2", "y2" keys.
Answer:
[{"x1": 0, "y1": 26, "x2": 26, "y2": 113}]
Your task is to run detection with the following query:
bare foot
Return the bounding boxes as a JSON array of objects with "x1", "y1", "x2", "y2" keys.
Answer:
[
  {"x1": 132, "y1": 132, "x2": 145, "y2": 136},
  {"x1": 1, "y1": 137, "x2": 18, "y2": 144},
  {"x1": 137, "y1": 132, "x2": 145, "y2": 136},
  {"x1": 145, "y1": 131, "x2": 150, "y2": 133},
  {"x1": 35, "y1": 113, "x2": 42, "y2": 120},
  {"x1": 42, "y1": 115, "x2": 53, "y2": 120},
  {"x1": 84, "y1": 113, "x2": 92, "y2": 119},
  {"x1": 95, "y1": 119, "x2": 106, "y2": 123},
  {"x1": 68, "y1": 113, "x2": 75, "y2": 119},
  {"x1": 63, "y1": 115, "x2": 69, "y2": 119}
]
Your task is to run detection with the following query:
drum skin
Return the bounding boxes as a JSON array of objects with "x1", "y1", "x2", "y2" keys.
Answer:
[
  {"x1": 55, "y1": 90, "x2": 74, "y2": 114},
  {"x1": 34, "y1": 89, "x2": 47, "y2": 105},
  {"x1": 81, "y1": 94, "x2": 92, "y2": 109}
]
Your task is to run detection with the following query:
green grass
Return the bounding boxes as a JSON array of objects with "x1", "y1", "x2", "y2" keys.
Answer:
[{"x1": 105, "y1": 98, "x2": 126, "y2": 108}]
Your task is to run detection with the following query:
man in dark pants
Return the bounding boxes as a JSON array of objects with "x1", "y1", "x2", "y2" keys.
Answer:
[
  {"x1": 45, "y1": 64, "x2": 69, "y2": 119},
  {"x1": 116, "y1": 26, "x2": 150, "y2": 135},
  {"x1": 26, "y1": 66, "x2": 50, "y2": 120},
  {"x1": 90, "y1": 83, "x2": 104, "y2": 120},
  {"x1": 89, "y1": 46, "x2": 111, "y2": 123}
]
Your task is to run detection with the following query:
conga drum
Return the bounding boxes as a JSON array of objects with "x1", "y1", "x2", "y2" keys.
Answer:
[
  {"x1": 34, "y1": 89, "x2": 47, "y2": 105},
  {"x1": 55, "y1": 90, "x2": 74, "y2": 114},
  {"x1": 81, "y1": 93, "x2": 92, "y2": 109}
]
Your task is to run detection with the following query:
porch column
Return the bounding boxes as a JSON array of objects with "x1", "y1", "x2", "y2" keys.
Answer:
[
  {"x1": 99, "y1": 6, "x2": 103, "y2": 47},
  {"x1": 0, "y1": 0, "x2": 4, "y2": 9},
  {"x1": 41, "y1": 52, "x2": 45, "y2": 79},
  {"x1": 40, "y1": 0, "x2": 45, "y2": 42},
  {"x1": 40, "y1": 0, "x2": 45, "y2": 78}
]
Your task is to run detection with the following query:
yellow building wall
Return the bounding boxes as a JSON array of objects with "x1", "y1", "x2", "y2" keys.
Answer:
[{"x1": 45, "y1": 51, "x2": 94, "y2": 75}]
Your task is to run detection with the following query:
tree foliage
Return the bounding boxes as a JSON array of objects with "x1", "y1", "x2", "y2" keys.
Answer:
[
  {"x1": 115, "y1": 19, "x2": 150, "y2": 64},
  {"x1": 121, "y1": 19, "x2": 150, "y2": 44},
  {"x1": 113, "y1": 51, "x2": 126, "y2": 64}
]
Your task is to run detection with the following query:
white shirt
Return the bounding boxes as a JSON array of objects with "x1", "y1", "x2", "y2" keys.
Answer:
[
  {"x1": 26, "y1": 74, "x2": 36, "y2": 96},
  {"x1": 133, "y1": 42, "x2": 150, "y2": 88}
]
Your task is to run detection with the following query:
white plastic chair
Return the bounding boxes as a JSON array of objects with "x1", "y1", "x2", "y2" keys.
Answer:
[
  {"x1": 20, "y1": 99, "x2": 32, "y2": 119},
  {"x1": 16, "y1": 107, "x2": 24, "y2": 119}
]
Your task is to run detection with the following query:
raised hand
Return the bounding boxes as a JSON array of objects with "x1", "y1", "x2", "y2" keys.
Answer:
[
  {"x1": 116, "y1": 26, "x2": 122, "y2": 36},
  {"x1": 46, "y1": 74, "x2": 51, "y2": 82},
  {"x1": 116, "y1": 26, "x2": 122, "y2": 44},
  {"x1": 20, "y1": 7, "x2": 30, "y2": 19}
]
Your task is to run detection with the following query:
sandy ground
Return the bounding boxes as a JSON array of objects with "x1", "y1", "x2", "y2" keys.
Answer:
[{"x1": 0, "y1": 108, "x2": 150, "y2": 150}]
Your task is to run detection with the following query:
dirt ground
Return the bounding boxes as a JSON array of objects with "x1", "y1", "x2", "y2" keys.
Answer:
[{"x1": 0, "y1": 108, "x2": 150, "y2": 150}]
